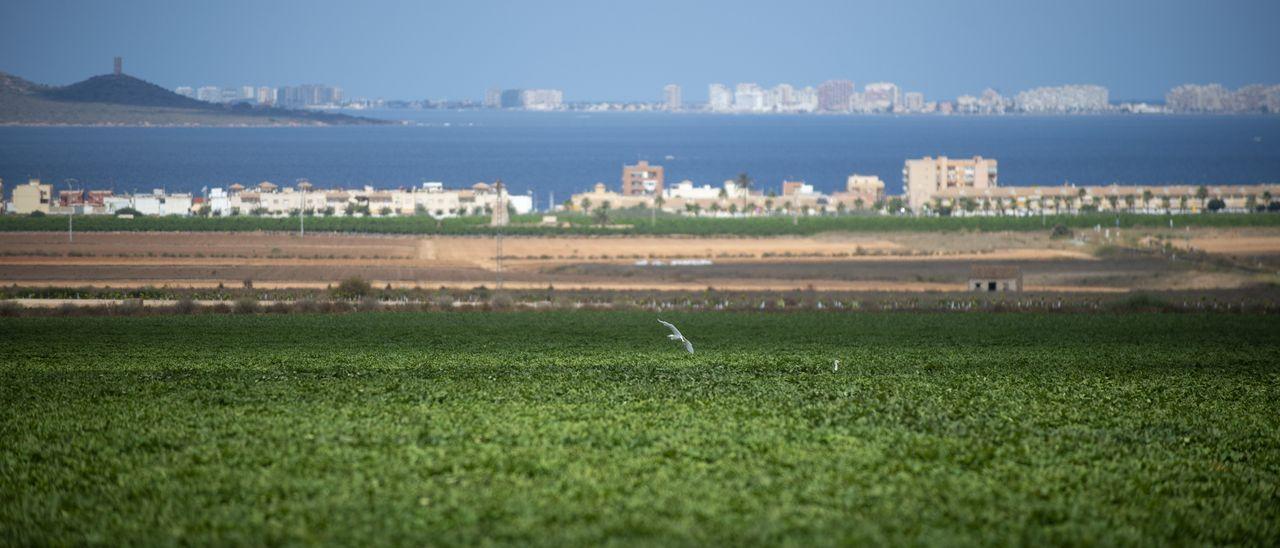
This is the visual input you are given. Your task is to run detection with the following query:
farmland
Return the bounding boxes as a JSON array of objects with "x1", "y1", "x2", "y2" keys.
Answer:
[
  {"x1": 2, "y1": 311, "x2": 1278, "y2": 545},
  {"x1": 3, "y1": 211, "x2": 1280, "y2": 236}
]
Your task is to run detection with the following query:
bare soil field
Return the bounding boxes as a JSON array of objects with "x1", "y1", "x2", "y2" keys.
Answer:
[{"x1": 1, "y1": 229, "x2": 1276, "y2": 293}]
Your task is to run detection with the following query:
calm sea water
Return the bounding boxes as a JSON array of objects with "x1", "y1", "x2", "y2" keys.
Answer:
[{"x1": 2, "y1": 112, "x2": 1278, "y2": 205}]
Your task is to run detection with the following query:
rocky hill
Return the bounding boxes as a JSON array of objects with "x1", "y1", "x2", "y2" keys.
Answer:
[{"x1": 0, "y1": 71, "x2": 385, "y2": 126}]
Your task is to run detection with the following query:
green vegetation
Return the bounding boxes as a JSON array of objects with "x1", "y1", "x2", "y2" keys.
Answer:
[
  {"x1": 2, "y1": 312, "x2": 1277, "y2": 545},
  {"x1": 3, "y1": 211, "x2": 1279, "y2": 236}
]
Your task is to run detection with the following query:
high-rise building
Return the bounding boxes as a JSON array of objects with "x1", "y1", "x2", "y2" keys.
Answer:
[
  {"x1": 277, "y1": 84, "x2": 344, "y2": 107},
  {"x1": 219, "y1": 88, "x2": 242, "y2": 103},
  {"x1": 862, "y1": 82, "x2": 900, "y2": 112},
  {"x1": 817, "y1": 80, "x2": 855, "y2": 112},
  {"x1": 734, "y1": 83, "x2": 765, "y2": 112},
  {"x1": 708, "y1": 84, "x2": 733, "y2": 112},
  {"x1": 621, "y1": 160, "x2": 664, "y2": 196},
  {"x1": 521, "y1": 89, "x2": 563, "y2": 110},
  {"x1": 903, "y1": 92, "x2": 925, "y2": 112},
  {"x1": 196, "y1": 86, "x2": 221, "y2": 102},
  {"x1": 240, "y1": 86, "x2": 256, "y2": 100},
  {"x1": 500, "y1": 89, "x2": 525, "y2": 108},
  {"x1": 794, "y1": 86, "x2": 818, "y2": 112},
  {"x1": 1015, "y1": 85, "x2": 1108, "y2": 113},
  {"x1": 256, "y1": 86, "x2": 276, "y2": 105},
  {"x1": 902, "y1": 156, "x2": 999, "y2": 213},
  {"x1": 663, "y1": 84, "x2": 682, "y2": 111},
  {"x1": 484, "y1": 88, "x2": 502, "y2": 108}
]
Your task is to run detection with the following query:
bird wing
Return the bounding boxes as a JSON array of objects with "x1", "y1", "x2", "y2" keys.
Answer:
[
  {"x1": 683, "y1": 339, "x2": 694, "y2": 354},
  {"x1": 657, "y1": 319, "x2": 684, "y2": 340}
]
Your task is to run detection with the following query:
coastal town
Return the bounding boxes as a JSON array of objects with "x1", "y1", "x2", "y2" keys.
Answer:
[{"x1": 6, "y1": 156, "x2": 1277, "y2": 220}]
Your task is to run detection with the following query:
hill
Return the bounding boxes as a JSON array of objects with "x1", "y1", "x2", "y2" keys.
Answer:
[
  {"x1": 42, "y1": 73, "x2": 214, "y2": 109},
  {"x1": 0, "y1": 70, "x2": 386, "y2": 126}
]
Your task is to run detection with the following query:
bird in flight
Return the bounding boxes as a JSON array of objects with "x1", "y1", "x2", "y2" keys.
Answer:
[{"x1": 658, "y1": 319, "x2": 694, "y2": 354}]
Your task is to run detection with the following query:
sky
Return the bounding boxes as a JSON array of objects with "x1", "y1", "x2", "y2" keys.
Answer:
[{"x1": 2, "y1": 0, "x2": 1278, "y2": 103}]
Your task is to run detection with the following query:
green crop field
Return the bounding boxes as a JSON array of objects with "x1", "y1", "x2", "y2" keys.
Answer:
[
  {"x1": 3, "y1": 210, "x2": 1279, "y2": 236},
  {"x1": 2, "y1": 311, "x2": 1278, "y2": 545}
]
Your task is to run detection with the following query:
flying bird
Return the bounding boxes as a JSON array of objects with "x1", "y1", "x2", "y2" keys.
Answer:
[{"x1": 658, "y1": 319, "x2": 694, "y2": 354}]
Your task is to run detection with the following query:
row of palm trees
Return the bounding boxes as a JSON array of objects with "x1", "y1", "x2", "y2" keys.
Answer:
[{"x1": 939, "y1": 187, "x2": 1274, "y2": 215}]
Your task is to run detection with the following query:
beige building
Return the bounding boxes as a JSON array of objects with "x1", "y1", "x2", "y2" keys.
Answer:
[
  {"x1": 12, "y1": 179, "x2": 53, "y2": 214},
  {"x1": 571, "y1": 182, "x2": 653, "y2": 211},
  {"x1": 903, "y1": 156, "x2": 998, "y2": 213},
  {"x1": 835, "y1": 175, "x2": 885, "y2": 208},
  {"x1": 969, "y1": 265, "x2": 1023, "y2": 292},
  {"x1": 621, "y1": 161, "x2": 664, "y2": 196}
]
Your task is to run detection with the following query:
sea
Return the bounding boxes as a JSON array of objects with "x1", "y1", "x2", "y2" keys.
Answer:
[{"x1": 2, "y1": 111, "x2": 1279, "y2": 207}]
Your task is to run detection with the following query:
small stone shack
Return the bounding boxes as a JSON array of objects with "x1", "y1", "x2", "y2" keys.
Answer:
[{"x1": 968, "y1": 265, "x2": 1023, "y2": 292}]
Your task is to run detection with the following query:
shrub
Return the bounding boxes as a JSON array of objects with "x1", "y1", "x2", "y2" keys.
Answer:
[
  {"x1": 115, "y1": 298, "x2": 146, "y2": 316},
  {"x1": 333, "y1": 277, "x2": 372, "y2": 299},
  {"x1": 0, "y1": 301, "x2": 21, "y2": 317},
  {"x1": 490, "y1": 293, "x2": 515, "y2": 309},
  {"x1": 1111, "y1": 292, "x2": 1173, "y2": 312},
  {"x1": 29, "y1": 211, "x2": 46, "y2": 218},
  {"x1": 293, "y1": 298, "x2": 320, "y2": 313},
  {"x1": 172, "y1": 297, "x2": 199, "y2": 315},
  {"x1": 357, "y1": 296, "x2": 382, "y2": 311},
  {"x1": 234, "y1": 297, "x2": 259, "y2": 314},
  {"x1": 1050, "y1": 224, "x2": 1074, "y2": 239}
]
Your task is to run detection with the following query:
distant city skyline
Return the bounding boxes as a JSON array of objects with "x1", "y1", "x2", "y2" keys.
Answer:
[{"x1": 5, "y1": 0, "x2": 1277, "y2": 102}]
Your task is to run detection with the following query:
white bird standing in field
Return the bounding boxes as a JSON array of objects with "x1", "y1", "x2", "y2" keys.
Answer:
[
  {"x1": 658, "y1": 319, "x2": 695, "y2": 354},
  {"x1": 833, "y1": 359, "x2": 840, "y2": 372}
]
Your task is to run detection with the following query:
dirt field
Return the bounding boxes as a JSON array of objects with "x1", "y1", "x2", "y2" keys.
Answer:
[{"x1": 1, "y1": 228, "x2": 1276, "y2": 293}]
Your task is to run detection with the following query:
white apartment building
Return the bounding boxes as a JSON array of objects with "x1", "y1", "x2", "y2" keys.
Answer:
[
  {"x1": 663, "y1": 84, "x2": 682, "y2": 111},
  {"x1": 708, "y1": 84, "x2": 733, "y2": 112}
]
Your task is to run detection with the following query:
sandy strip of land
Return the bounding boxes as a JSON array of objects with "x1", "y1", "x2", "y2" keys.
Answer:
[{"x1": 2, "y1": 278, "x2": 1130, "y2": 294}]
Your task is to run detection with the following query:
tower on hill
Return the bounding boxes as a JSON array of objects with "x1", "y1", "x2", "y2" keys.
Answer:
[{"x1": 113, "y1": 57, "x2": 122, "y2": 76}]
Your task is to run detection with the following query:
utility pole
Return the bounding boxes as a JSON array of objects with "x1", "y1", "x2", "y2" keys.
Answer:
[
  {"x1": 64, "y1": 178, "x2": 78, "y2": 243},
  {"x1": 494, "y1": 180, "x2": 504, "y2": 291},
  {"x1": 296, "y1": 178, "x2": 307, "y2": 237}
]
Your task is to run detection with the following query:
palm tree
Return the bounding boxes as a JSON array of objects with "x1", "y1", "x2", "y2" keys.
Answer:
[
  {"x1": 1263, "y1": 191, "x2": 1273, "y2": 208},
  {"x1": 1161, "y1": 195, "x2": 1171, "y2": 213},
  {"x1": 593, "y1": 208, "x2": 610, "y2": 226},
  {"x1": 579, "y1": 197, "x2": 592, "y2": 212},
  {"x1": 1195, "y1": 185, "x2": 1209, "y2": 209},
  {"x1": 736, "y1": 173, "x2": 752, "y2": 215},
  {"x1": 854, "y1": 198, "x2": 864, "y2": 211},
  {"x1": 1124, "y1": 194, "x2": 1136, "y2": 212},
  {"x1": 1107, "y1": 195, "x2": 1119, "y2": 212},
  {"x1": 1179, "y1": 195, "x2": 1189, "y2": 212},
  {"x1": 1077, "y1": 188, "x2": 1088, "y2": 214},
  {"x1": 1246, "y1": 194, "x2": 1258, "y2": 211},
  {"x1": 1142, "y1": 190, "x2": 1153, "y2": 213}
]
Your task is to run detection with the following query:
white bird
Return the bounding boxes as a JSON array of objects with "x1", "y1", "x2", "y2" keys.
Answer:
[
  {"x1": 657, "y1": 319, "x2": 694, "y2": 354},
  {"x1": 833, "y1": 359, "x2": 840, "y2": 372}
]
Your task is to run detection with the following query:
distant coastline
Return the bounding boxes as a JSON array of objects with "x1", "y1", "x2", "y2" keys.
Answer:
[{"x1": 0, "y1": 70, "x2": 387, "y2": 127}]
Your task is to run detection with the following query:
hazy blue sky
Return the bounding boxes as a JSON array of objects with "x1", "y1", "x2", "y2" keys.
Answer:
[{"x1": 2, "y1": 0, "x2": 1277, "y2": 102}]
